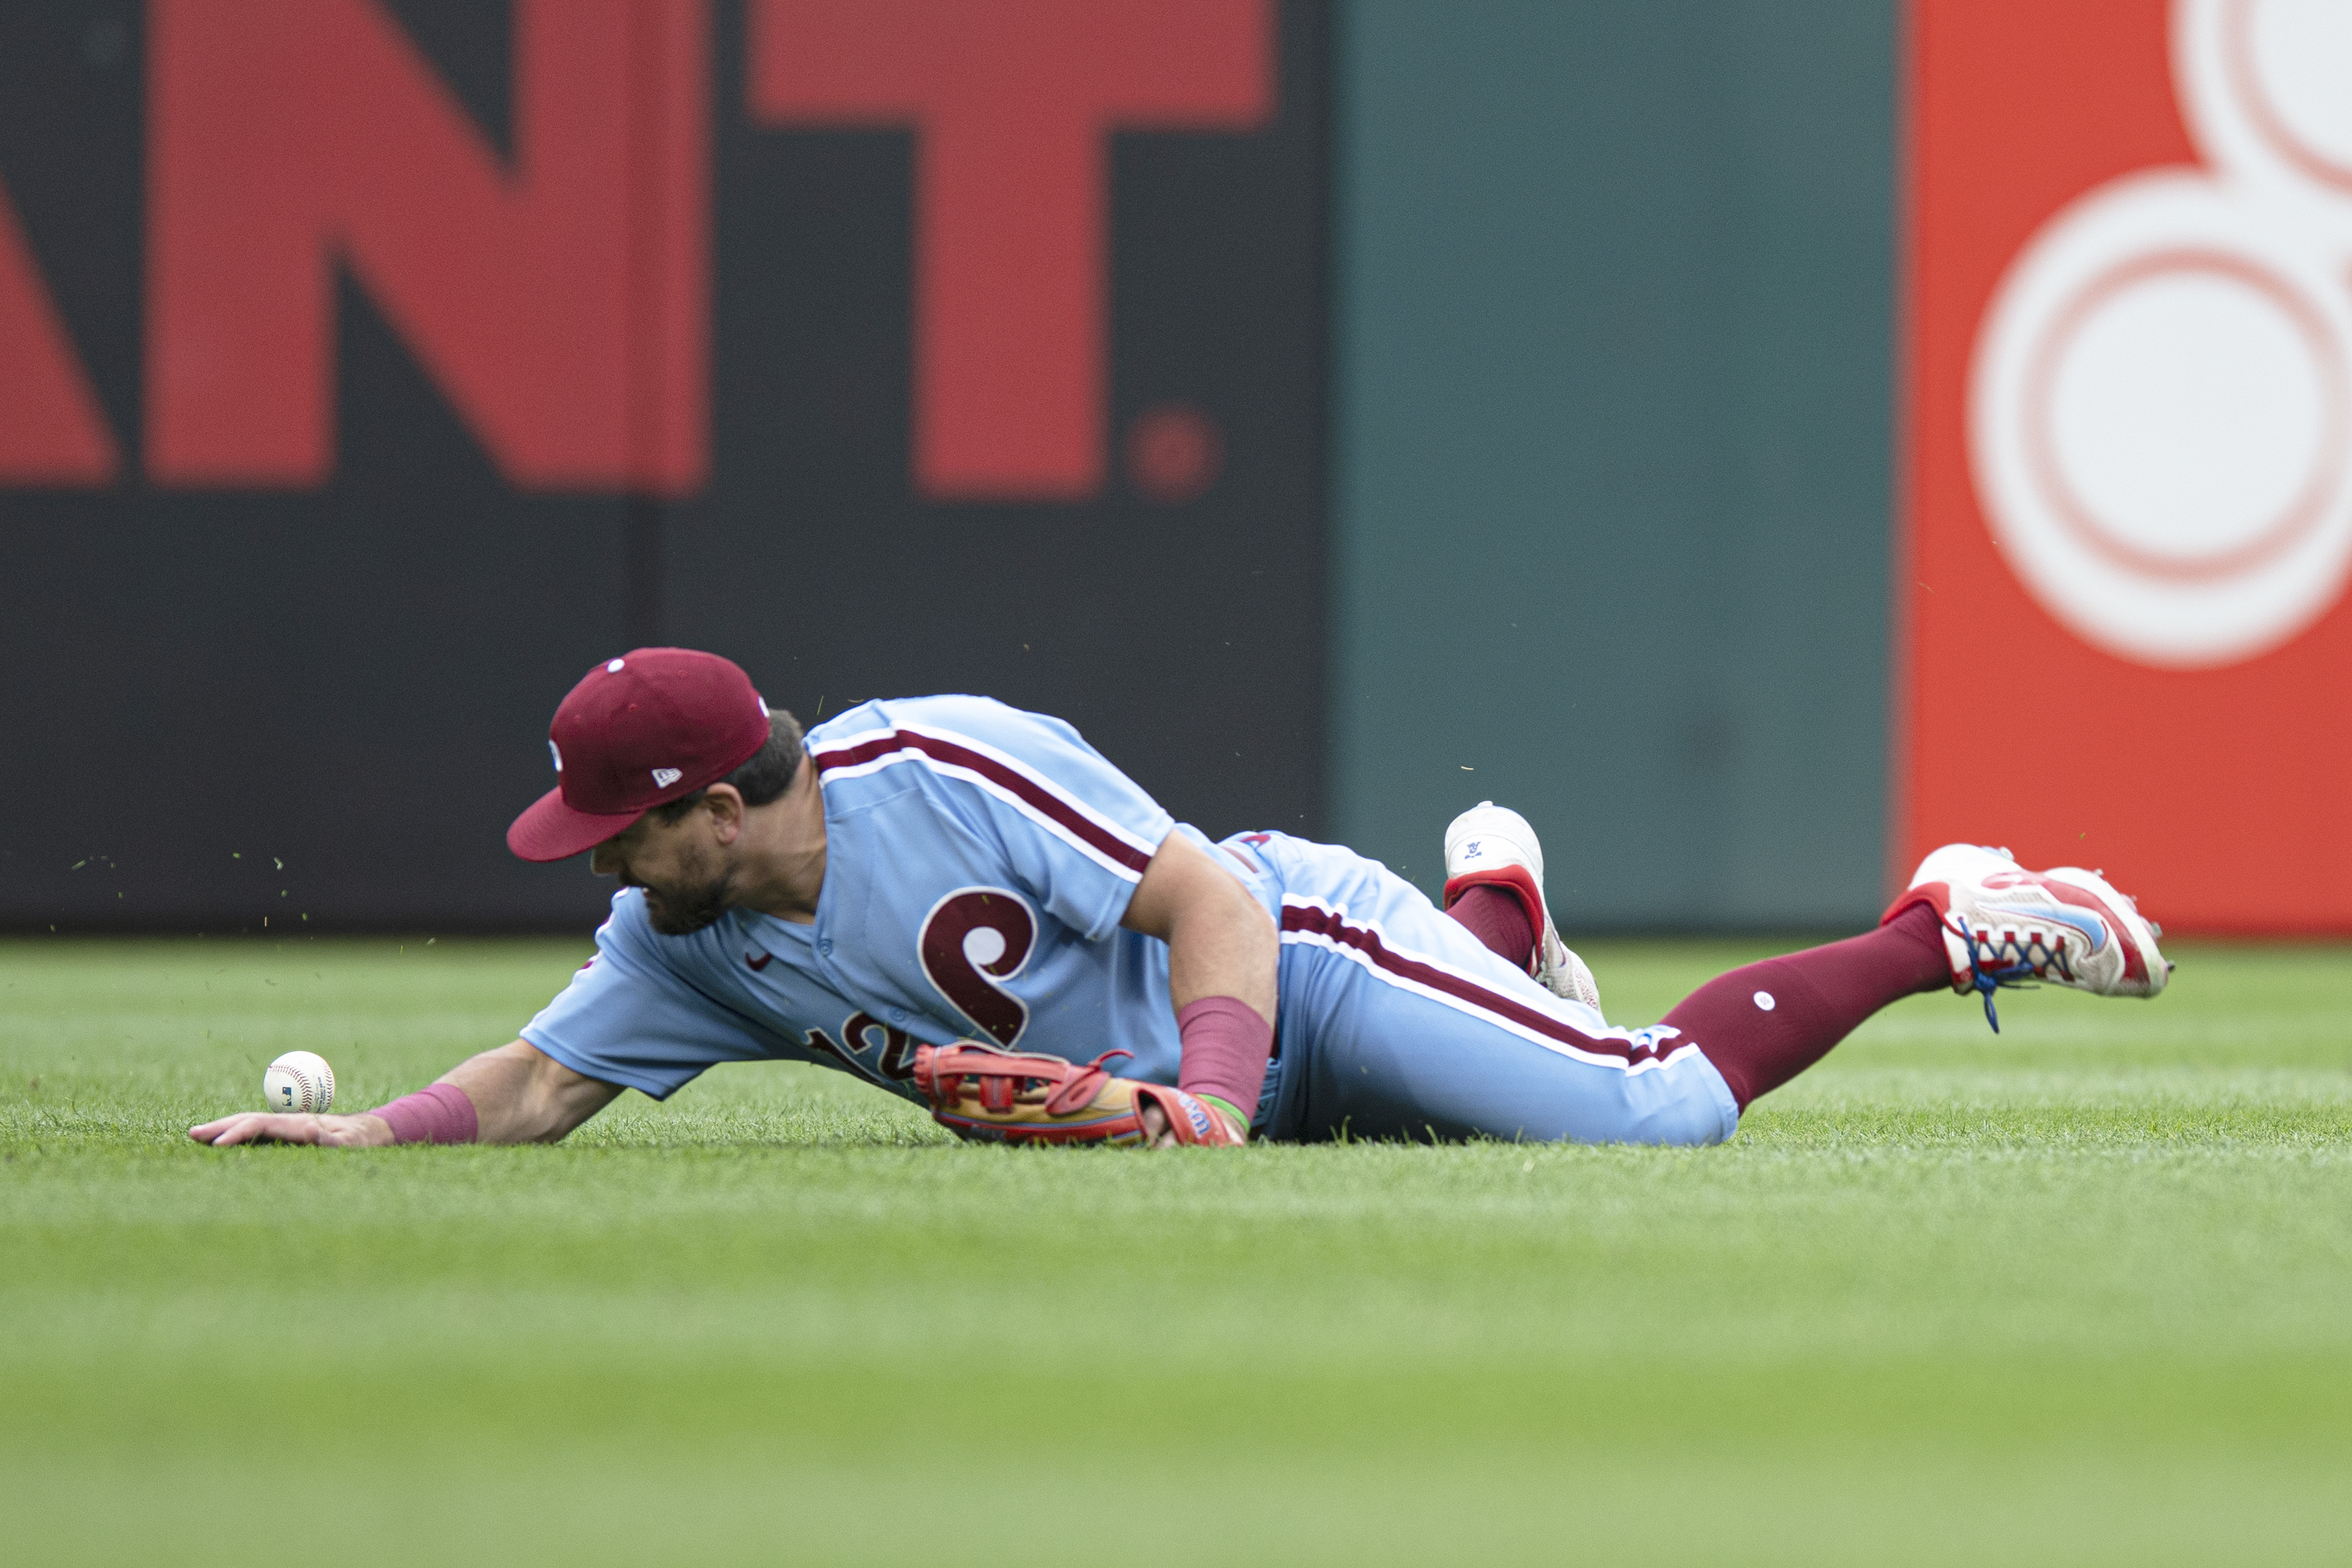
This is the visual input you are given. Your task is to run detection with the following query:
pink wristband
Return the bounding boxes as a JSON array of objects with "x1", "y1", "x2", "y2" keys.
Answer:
[
  {"x1": 370, "y1": 1082, "x2": 479, "y2": 1145},
  {"x1": 1175, "y1": 996, "x2": 1274, "y2": 1127}
]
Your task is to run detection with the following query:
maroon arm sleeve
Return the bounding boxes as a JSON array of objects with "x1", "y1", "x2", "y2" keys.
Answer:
[
  {"x1": 1174, "y1": 996, "x2": 1274, "y2": 1126},
  {"x1": 370, "y1": 1081, "x2": 479, "y2": 1145}
]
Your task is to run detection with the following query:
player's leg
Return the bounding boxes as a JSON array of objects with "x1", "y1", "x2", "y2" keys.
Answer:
[
  {"x1": 1245, "y1": 833, "x2": 1739, "y2": 1145},
  {"x1": 1248, "y1": 830, "x2": 2170, "y2": 1142},
  {"x1": 1437, "y1": 805, "x2": 2172, "y2": 1092},
  {"x1": 1646, "y1": 904, "x2": 1949, "y2": 1106},
  {"x1": 1444, "y1": 884, "x2": 1535, "y2": 969},
  {"x1": 1435, "y1": 797, "x2": 1944, "y2": 1107},
  {"x1": 1438, "y1": 802, "x2": 1600, "y2": 1008},
  {"x1": 1656, "y1": 841, "x2": 2170, "y2": 1104}
]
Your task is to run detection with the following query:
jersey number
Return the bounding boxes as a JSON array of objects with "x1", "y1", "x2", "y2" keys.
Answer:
[
  {"x1": 918, "y1": 887, "x2": 1037, "y2": 1046},
  {"x1": 805, "y1": 1013, "x2": 917, "y2": 1086}
]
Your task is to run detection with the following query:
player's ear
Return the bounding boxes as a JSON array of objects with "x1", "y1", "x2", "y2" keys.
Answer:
[{"x1": 703, "y1": 783, "x2": 747, "y2": 844}]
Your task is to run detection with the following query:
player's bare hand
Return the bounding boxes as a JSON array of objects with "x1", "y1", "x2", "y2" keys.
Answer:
[
  {"x1": 1137, "y1": 1099, "x2": 1180, "y2": 1149},
  {"x1": 188, "y1": 1112, "x2": 394, "y2": 1148}
]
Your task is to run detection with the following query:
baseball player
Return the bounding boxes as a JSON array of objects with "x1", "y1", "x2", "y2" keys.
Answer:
[{"x1": 191, "y1": 648, "x2": 2172, "y2": 1151}]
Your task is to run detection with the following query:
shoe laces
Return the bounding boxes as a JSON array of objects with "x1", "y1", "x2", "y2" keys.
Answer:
[{"x1": 1949, "y1": 911, "x2": 2076, "y2": 1032}]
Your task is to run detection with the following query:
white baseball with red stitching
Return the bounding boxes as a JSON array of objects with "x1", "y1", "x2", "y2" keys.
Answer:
[{"x1": 261, "y1": 1050, "x2": 335, "y2": 1114}]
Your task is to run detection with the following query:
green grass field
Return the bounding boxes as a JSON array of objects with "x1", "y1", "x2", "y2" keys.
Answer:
[{"x1": 4, "y1": 935, "x2": 2350, "y2": 1566}]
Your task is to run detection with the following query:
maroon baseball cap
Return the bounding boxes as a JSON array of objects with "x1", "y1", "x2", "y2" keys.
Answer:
[{"x1": 507, "y1": 648, "x2": 773, "y2": 862}]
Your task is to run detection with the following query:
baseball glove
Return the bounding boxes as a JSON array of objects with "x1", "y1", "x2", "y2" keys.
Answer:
[{"x1": 911, "y1": 1042, "x2": 1247, "y2": 1146}]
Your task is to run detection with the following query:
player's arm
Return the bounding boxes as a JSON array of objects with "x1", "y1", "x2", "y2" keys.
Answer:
[
  {"x1": 1121, "y1": 830, "x2": 1277, "y2": 1021},
  {"x1": 188, "y1": 1040, "x2": 622, "y2": 1148},
  {"x1": 917, "y1": 834, "x2": 1274, "y2": 1146},
  {"x1": 1120, "y1": 830, "x2": 1277, "y2": 1145}
]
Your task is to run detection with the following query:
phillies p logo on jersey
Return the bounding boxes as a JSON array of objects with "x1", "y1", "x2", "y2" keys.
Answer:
[{"x1": 918, "y1": 887, "x2": 1038, "y2": 1047}]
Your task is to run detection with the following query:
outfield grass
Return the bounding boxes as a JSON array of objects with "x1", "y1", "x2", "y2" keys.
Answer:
[{"x1": 4, "y1": 935, "x2": 2350, "y2": 1566}]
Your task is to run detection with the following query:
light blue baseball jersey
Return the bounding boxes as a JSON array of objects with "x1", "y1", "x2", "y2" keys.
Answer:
[
  {"x1": 520, "y1": 695, "x2": 1189, "y2": 1104},
  {"x1": 520, "y1": 693, "x2": 1740, "y2": 1145}
]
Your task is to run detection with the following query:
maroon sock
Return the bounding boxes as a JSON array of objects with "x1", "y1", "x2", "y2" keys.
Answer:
[
  {"x1": 1446, "y1": 884, "x2": 1535, "y2": 970},
  {"x1": 1663, "y1": 902, "x2": 1952, "y2": 1109}
]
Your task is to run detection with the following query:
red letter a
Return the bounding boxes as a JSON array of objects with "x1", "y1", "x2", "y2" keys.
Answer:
[
  {"x1": 0, "y1": 183, "x2": 119, "y2": 484},
  {"x1": 148, "y1": 0, "x2": 707, "y2": 493},
  {"x1": 751, "y1": 0, "x2": 1270, "y2": 501}
]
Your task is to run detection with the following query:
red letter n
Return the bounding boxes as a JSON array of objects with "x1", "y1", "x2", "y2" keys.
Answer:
[
  {"x1": 749, "y1": 0, "x2": 1271, "y2": 501},
  {"x1": 148, "y1": 0, "x2": 708, "y2": 493},
  {"x1": 0, "y1": 181, "x2": 118, "y2": 484}
]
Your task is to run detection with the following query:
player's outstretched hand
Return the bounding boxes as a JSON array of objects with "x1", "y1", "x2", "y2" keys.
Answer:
[{"x1": 188, "y1": 1112, "x2": 394, "y2": 1148}]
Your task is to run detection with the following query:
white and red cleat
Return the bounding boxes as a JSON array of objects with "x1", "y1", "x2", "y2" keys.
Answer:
[
  {"x1": 1886, "y1": 843, "x2": 2171, "y2": 1030},
  {"x1": 1443, "y1": 801, "x2": 1602, "y2": 1011}
]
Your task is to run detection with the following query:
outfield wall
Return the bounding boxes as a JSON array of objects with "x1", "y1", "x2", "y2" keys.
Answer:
[
  {"x1": 0, "y1": 1, "x2": 1327, "y2": 931},
  {"x1": 7, "y1": 2, "x2": 2339, "y2": 935},
  {"x1": 1905, "y1": 0, "x2": 2352, "y2": 934},
  {"x1": 1330, "y1": 1, "x2": 1896, "y2": 926}
]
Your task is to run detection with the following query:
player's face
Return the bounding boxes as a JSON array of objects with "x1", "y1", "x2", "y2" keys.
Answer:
[{"x1": 591, "y1": 811, "x2": 738, "y2": 936}]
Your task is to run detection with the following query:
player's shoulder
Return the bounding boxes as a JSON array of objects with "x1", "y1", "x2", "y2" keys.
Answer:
[
  {"x1": 805, "y1": 696, "x2": 1168, "y2": 883},
  {"x1": 805, "y1": 695, "x2": 1095, "y2": 768}
]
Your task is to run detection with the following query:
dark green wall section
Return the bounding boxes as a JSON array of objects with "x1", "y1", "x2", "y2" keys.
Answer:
[{"x1": 1332, "y1": 1, "x2": 1894, "y2": 928}]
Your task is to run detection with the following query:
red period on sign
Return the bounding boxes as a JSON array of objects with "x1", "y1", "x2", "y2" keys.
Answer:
[{"x1": 1126, "y1": 402, "x2": 1224, "y2": 504}]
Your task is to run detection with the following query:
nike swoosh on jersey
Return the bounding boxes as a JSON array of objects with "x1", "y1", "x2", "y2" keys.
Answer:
[
  {"x1": 1979, "y1": 901, "x2": 2108, "y2": 953},
  {"x1": 744, "y1": 950, "x2": 773, "y2": 971}
]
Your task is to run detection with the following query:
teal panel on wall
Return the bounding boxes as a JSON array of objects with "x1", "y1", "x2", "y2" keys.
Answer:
[{"x1": 1332, "y1": 0, "x2": 1894, "y2": 928}]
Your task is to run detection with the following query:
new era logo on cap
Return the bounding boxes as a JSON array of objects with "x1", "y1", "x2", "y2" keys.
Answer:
[{"x1": 505, "y1": 648, "x2": 773, "y2": 862}]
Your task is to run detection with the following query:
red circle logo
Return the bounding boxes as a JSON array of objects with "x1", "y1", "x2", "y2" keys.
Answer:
[{"x1": 1125, "y1": 403, "x2": 1224, "y2": 504}]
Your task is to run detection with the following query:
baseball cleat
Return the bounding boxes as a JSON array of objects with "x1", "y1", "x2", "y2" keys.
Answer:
[
  {"x1": 1442, "y1": 801, "x2": 1602, "y2": 1011},
  {"x1": 1886, "y1": 843, "x2": 2171, "y2": 1031}
]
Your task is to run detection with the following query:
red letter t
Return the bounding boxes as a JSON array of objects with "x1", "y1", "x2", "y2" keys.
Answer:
[{"x1": 750, "y1": 0, "x2": 1269, "y2": 501}]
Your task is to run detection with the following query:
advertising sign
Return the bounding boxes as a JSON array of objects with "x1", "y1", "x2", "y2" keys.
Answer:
[
  {"x1": 1907, "y1": 0, "x2": 2352, "y2": 929},
  {"x1": 0, "y1": 1, "x2": 1324, "y2": 929}
]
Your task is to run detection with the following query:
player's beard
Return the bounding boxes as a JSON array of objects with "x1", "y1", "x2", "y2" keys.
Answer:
[{"x1": 639, "y1": 842, "x2": 738, "y2": 936}]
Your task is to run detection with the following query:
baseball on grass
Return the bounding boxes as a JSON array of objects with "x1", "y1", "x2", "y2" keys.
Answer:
[{"x1": 262, "y1": 1050, "x2": 335, "y2": 1114}]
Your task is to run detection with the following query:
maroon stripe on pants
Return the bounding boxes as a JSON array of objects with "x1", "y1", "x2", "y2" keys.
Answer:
[{"x1": 1280, "y1": 903, "x2": 1671, "y2": 1066}]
